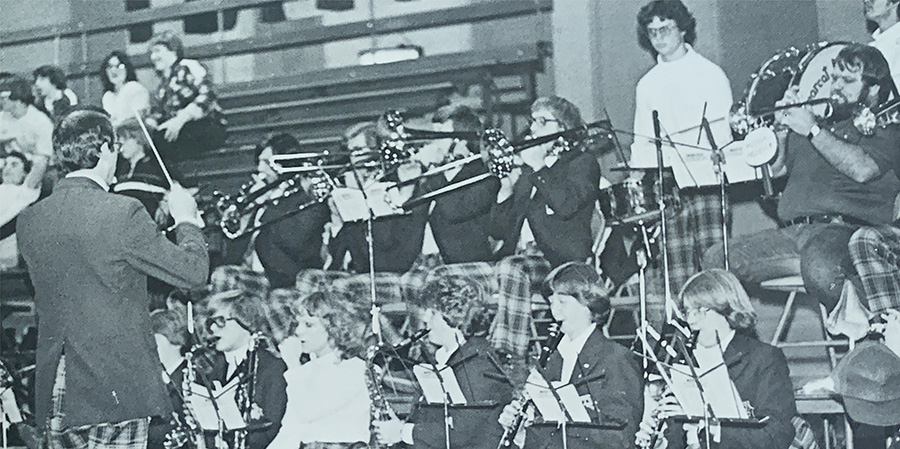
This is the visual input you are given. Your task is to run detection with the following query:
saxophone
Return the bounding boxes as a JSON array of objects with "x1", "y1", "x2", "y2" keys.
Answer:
[
  {"x1": 164, "y1": 345, "x2": 206, "y2": 449},
  {"x1": 365, "y1": 344, "x2": 399, "y2": 448}
]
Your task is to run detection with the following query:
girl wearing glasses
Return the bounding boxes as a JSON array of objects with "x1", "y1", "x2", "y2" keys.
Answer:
[
  {"x1": 636, "y1": 269, "x2": 796, "y2": 449},
  {"x1": 99, "y1": 51, "x2": 150, "y2": 126},
  {"x1": 266, "y1": 290, "x2": 372, "y2": 449},
  {"x1": 498, "y1": 262, "x2": 643, "y2": 449}
]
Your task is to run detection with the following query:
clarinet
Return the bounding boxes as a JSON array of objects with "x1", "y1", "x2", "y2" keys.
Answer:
[
  {"x1": 496, "y1": 326, "x2": 564, "y2": 448},
  {"x1": 365, "y1": 344, "x2": 400, "y2": 448}
]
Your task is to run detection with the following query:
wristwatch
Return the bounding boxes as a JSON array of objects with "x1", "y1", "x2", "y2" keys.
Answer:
[{"x1": 807, "y1": 124, "x2": 822, "y2": 140}]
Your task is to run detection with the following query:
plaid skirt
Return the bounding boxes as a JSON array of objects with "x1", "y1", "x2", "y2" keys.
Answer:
[{"x1": 47, "y1": 355, "x2": 150, "y2": 449}]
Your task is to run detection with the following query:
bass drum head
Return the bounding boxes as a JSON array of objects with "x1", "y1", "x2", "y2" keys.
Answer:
[
  {"x1": 744, "y1": 42, "x2": 847, "y2": 125},
  {"x1": 794, "y1": 42, "x2": 847, "y2": 117}
]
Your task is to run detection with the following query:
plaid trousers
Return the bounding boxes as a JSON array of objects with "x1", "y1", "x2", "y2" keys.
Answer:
[
  {"x1": 47, "y1": 355, "x2": 150, "y2": 449},
  {"x1": 661, "y1": 188, "x2": 726, "y2": 295},
  {"x1": 849, "y1": 225, "x2": 900, "y2": 314}
]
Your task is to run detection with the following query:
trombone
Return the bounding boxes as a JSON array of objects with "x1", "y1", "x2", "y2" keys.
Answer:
[{"x1": 401, "y1": 120, "x2": 613, "y2": 209}]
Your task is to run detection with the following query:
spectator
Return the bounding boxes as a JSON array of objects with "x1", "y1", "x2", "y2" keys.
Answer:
[
  {"x1": 32, "y1": 65, "x2": 78, "y2": 121},
  {"x1": 0, "y1": 75, "x2": 52, "y2": 185},
  {"x1": 0, "y1": 151, "x2": 42, "y2": 270},
  {"x1": 100, "y1": 51, "x2": 151, "y2": 126},
  {"x1": 148, "y1": 31, "x2": 227, "y2": 161}
]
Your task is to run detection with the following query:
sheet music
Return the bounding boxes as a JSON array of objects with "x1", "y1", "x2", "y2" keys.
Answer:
[
  {"x1": 668, "y1": 362, "x2": 748, "y2": 419},
  {"x1": 413, "y1": 364, "x2": 467, "y2": 405},
  {"x1": 186, "y1": 380, "x2": 248, "y2": 431},
  {"x1": 630, "y1": 130, "x2": 758, "y2": 188},
  {"x1": 331, "y1": 183, "x2": 404, "y2": 222},
  {"x1": 523, "y1": 368, "x2": 591, "y2": 423}
]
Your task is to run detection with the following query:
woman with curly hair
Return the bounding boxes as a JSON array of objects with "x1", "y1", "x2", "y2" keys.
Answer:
[
  {"x1": 636, "y1": 269, "x2": 797, "y2": 449},
  {"x1": 99, "y1": 51, "x2": 150, "y2": 126},
  {"x1": 267, "y1": 290, "x2": 371, "y2": 449}
]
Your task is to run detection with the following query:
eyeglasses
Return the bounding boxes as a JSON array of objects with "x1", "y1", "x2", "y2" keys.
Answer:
[
  {"x1": 206, "y1": 315, "x2": 239, "y2": 332},
  {"x1": 647, "y1": 24, "x2": 678, "y2": 39},
  {"x1": 106, "y1": 62, "x2": 125, "y2": 70},
  {"x1": 101, "y1": 141, "x2": 123, "y2": 152},
  {"x1": 529, "y1": 116, "x2": 559, "y2": 127}
]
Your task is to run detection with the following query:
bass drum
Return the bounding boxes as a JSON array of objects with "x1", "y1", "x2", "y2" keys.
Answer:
[{"x1": 731, "y1": 42, "x2": 848, "y2": 139}]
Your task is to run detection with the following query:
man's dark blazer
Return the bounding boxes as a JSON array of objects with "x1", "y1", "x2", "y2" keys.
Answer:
[
  {"x1": 17, "y1": 176, "x2": 209, "y2": 428},
  {"x1": 491, "y1": 150, "x2": 600, "y2": 267},
  {"x1": 525, "y1": 328, "x2": 643, "y2": 449},
  {"x1": 410, "y1": 337, "x2": 515, "y2": 449},
  {"x1": 202, "y1": 349, "x2": 288, "y2": 449},
  {"x1": 418, "y1": 159, "x2": 500, "y2": 264},
  {"x1": 255, "y1": 190, "x2": 330, "y2": 288},
  {"x1": 663, "y1": 332, "x2": 797, "y2": 449}
]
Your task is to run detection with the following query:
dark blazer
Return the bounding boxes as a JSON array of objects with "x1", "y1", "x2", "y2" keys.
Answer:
[
  {"x1": 203, "y1": 348, "x2": 288, "y2": 449},
  {"x1": 255, "y1": 190, "x2": 330, "y2": 288},
  {"x1": 491, "y1": 150, "x2": 600, "y2": 267},
  {"x1": 17, "y1": 176, "x2": 209, "y2": 428},
  {"x1": 328, "y1": 203, "x2": 428, "y2": 273},
  {"x1": 417, "y1": 159, "x2": 500, "y2": 264},
  {"x1": 411, "y1": 337, "x2": 515, "y2": 449},
  {"x1": 664, "y1": 332, "x2": 797, "y2": 449},
  {"x1": 525, "y1": 328, "x2": 643, "y2": 449}
]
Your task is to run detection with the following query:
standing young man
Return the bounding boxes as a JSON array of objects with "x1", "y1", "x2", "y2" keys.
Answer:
[
  {"x1": 16, "y1": 107, "x2": 209, "y2": 449},
  {"x1": 631, "y1": 0, "x2": 734, "y2": 294}
]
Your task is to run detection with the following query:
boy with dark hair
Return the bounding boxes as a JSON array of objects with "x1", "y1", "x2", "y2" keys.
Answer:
[
  {"x1": 32, "y1": 65, "x2": 78, "y2": 119},
  {"x1": 374, "y1": 275, "x2": 514, "y2": 449}
]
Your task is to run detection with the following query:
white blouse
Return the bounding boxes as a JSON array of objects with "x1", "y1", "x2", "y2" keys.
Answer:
[
  {"x1": 102, "y1": 81, "x2": 151, "y2": 126},
  {"x1": 266, "y1": 353, "x2": 371, "y2": 449}
]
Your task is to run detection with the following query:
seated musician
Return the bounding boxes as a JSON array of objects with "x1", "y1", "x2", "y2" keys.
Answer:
[
  {"x1": 636, "y1": 269, "x2": 796, "y2": 449},
  {"x1": 703, "y1": 44, "x2": 900, "y2": 311},
  {"x1": 488, "y1": 96, "x2": 601, "y2": 356},
  {"x1": 406, "y1": 105, "x2": 500, "y2": 265},
  {"x1": 249, "y1": 133, "x2": 330, "y2": 288},
  {"x1": 374, "y1": 275, "x2": 514, "y2": 449},
  {"x1": 147, "y1": 306, "x2": 190, "y2": 449},
  {"x1": 266, "y1": 290, "x2": 371, "y2": 449},
  {"x1": 197, "y1": 290, "x2": 288, "y2": 449},
  {"x1": 499, "y1": 262, "x2": 642, "y2": 449}
]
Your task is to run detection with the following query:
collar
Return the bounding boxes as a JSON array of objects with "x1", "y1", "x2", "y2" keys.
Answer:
[
  {"x1": 873, "y1": 21, "x2": 900, "y2": 42},
  {"x1": 307, "y1": 350, "x2": 340, "y2": 366},
  {"x1": 656, "y1": 43, "x2": 696, "y2": 65},
  {"x1": 557, "y1": 322, "x2": 597, "y2": 361},
  {"x1": 66, "y1": 171, "x2": 110, "y2": 191},
  {"x1": 223, "y1": 345, "x2": 249, "y2": 368},
  {"x1": 435, "y1": 339, "x2": 462, "y2": 367}
]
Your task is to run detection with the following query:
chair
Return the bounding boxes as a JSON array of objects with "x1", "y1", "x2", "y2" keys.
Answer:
[
  {"x1": 762, "y1": 276, "x2": 849, "y2": 369},
  {"x1": 762, "y1": 275, "x2": 854, "y2": 449}
]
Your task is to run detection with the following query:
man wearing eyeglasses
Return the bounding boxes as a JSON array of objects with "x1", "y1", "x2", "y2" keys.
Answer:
[
  {"x1": 629, "y1": 0, "x2": 734, "y2": 295},
  {"x1": 16, "y1": 107, "x2": 209, "y2": 449},
  {"x1": 198, "y1": 290, "x2": 287, "y2": 449}
]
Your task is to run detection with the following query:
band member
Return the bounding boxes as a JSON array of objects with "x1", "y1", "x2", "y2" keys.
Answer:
[
  {"x1": 16, "y1": 107, "x2": 209, "y2": 449},
  {"x1": 489, "y1": 96, "x2": 601, "y2": 355},
  {"x1": 325, "y1": 122, "x2": 429, "y2": 274},
  {"x1": 250, "y1": 133, "x2": 331, "y2": 288},
  {"x1": 637, "y1": 269, "x2": 796, "y2": 449},
  {"x1": 374, "y1": 275, "x2": 514, "y2": 449},
  {"x1": 147, "y1": 307, "x2": 190, "y2": 449},
  {"x1": 866, "y1": 0, "x2": 900, "y2": 87},
  {"x1": 499, "y1": 262, "x2": 642, "y2": 449},
  {"x1": 201, "y1": 290, "x2": 288, "y2": 449},
  {"x1": 266, "y1": 290, "x2": 371, "y2": 449},
  {"x1": 631, "y1": 0, "x2": 734, "y2": 295},
  {"x1": 705, "y1": 44, "x2": 900, "y2": 310},
  {"x1": 410, "y1": 105, "x2": 500, "y2": 265}
]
